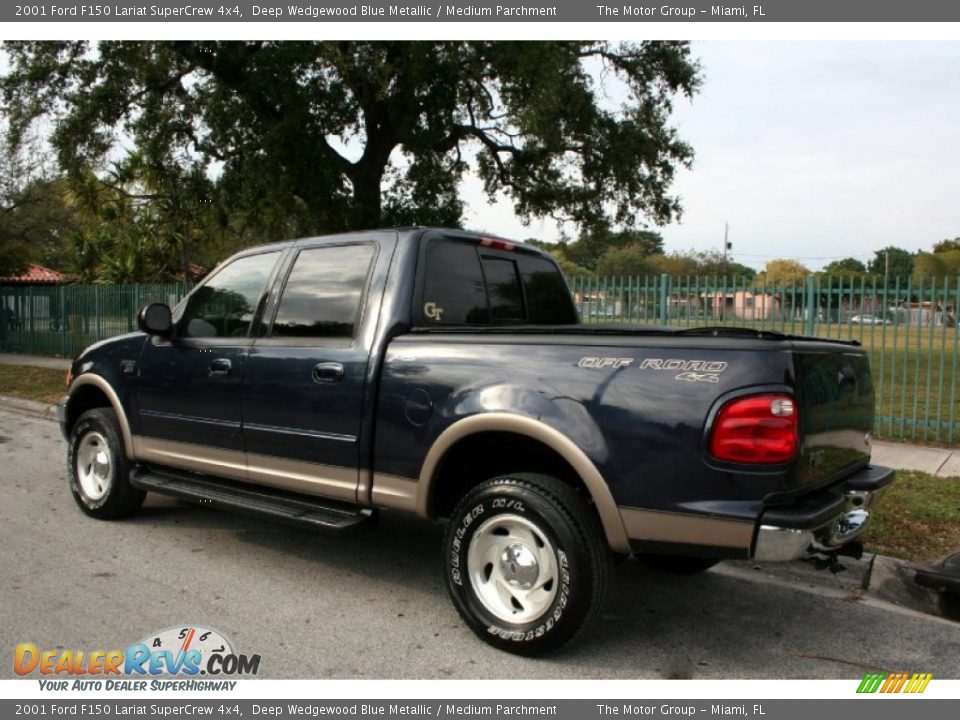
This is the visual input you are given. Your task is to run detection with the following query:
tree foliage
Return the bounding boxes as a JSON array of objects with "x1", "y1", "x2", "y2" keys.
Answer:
[
  {"x1": 0, "y1": 126, "x2": 80, "y2": 275},
  {"x1": 910, "y1": 251, "x2": 960, "y2": 284},
  {"x1": 595, "y1": 243, "x2": 662, "y2": 276},
  {"x1": 822, "y1": 257, "x2": 867, "y2": 276},
  {"x1": 595, "y1": 247, "x2": 755, "y2": 278},
  {"x1": 565, "y1": 227, "x2": 665, "y2": 271},
  {"x1": 680, "y1": 249, "x2": 755, "y2": 279},
  {"x1": 756, "y1": 259, "x2": 809, "y2": 287},
  {"x1": 2, "y1": 41, "x2": 701, "y2": 259},
  {"x1": 933, "y1": 237, "x2": 960, "y2": 254},
  {"x1": 867, "y1": 246, "x2": 914, "y2": 281}
]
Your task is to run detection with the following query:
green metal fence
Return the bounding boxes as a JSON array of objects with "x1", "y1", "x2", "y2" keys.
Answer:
[
  {"x1": 1, "y1": 276, "x2": 957, "y2": 444},
  {"x1": 570, "y1": 274, "x2": 959, "y2": 444},
  {"x1": 0, "y1": 283, "x2": 189, "y2": 359}
]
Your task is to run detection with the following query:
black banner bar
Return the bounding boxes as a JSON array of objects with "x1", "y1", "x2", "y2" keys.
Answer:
[
  {"x1": 1, "y1": 699, "x2": 955, "y2": 719},
  {"x1": 5, "y1": 0, "x2": 960, "y2": 23}
]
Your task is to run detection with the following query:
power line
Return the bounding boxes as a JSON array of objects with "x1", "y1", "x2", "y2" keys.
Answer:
[{"x1": 733, "y1": 252, "x2": 876, "y2": 260}]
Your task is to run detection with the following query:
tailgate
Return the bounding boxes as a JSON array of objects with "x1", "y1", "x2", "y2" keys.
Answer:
[{"x1": 793, "y1": 342, "x2": 874, "y2": 488}]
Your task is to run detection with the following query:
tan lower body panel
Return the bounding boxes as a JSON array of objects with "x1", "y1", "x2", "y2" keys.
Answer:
[
  {"x1": 370, "y1": 473, "x2": 419, "y2": 513},
  {"x1": 619, "y1": 507, "x2": 755, "y2": 550},
  {"x1": 133, "y1": 436, "x2": 358, "y2": 503}
]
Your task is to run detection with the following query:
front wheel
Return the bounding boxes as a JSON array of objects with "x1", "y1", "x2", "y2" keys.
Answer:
[
  {"x1": 443, "y1": 473, "x2": 610, "y2": 656},
  {"x1": 67, "y1": 408, "x2": 145, "y2": 519}
]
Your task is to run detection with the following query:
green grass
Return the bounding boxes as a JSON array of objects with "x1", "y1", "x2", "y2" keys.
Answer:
[
  {"x1": 0, "y1": 364, "x2": 67, "y2": 404},
  {"x1": 863, "y1": 470, "x2": 960, "y2": 563}
]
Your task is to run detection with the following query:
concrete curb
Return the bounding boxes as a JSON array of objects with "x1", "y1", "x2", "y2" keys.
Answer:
[
  {"x1": 722, "y1": 554, "x2": 952, "y2": 625},
  {"x1": 0, "y1": 395, "x2": 59, "y2": 421}
]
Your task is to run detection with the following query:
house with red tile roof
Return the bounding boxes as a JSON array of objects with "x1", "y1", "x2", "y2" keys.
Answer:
[{"x1": 0, "y1": 264, "x2": 68, "y2": 285}]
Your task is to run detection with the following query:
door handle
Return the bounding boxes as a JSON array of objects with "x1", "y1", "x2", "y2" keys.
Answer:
[
  {"x1": 312, "y1": 362, "x2": 344, "y2": 383},
  {"x1": 208, "y1": 358, "x2": 232, "y2": 377}
]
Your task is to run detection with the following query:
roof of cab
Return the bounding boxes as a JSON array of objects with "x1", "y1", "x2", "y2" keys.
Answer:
[{"x1": 232, "y1": 227, "x2": 550, "y2": 259}]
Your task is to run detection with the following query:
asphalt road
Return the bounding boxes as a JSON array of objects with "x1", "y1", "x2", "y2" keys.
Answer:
[{"x1": 2, "y1": 404, "x2": 958, "y2": 680}]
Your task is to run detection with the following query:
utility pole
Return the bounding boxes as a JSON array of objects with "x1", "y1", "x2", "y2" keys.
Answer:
[
  {"x1": 884, "y1": 249, "x2": 890, "y2": 288},
  {"x1": 722, "y1": 221, "x2": 731, "y2": 275}
]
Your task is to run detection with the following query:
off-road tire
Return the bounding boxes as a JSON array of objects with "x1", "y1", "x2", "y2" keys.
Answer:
[
  {"x1": 443, "y1": 473, "x2": 610, "y2": 656},
  {"x1": 68, "y1": 408, "x2": 145, "y2": 519}
]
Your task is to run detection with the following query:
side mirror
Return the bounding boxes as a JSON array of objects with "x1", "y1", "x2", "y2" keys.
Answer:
[{"x1": 138, "y1": 303, "x2": 173, "y2": 337}]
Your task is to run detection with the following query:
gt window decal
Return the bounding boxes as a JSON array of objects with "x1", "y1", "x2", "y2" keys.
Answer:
[{"x1": 424, "y1": 302, "x2": 444, "y2": 321}]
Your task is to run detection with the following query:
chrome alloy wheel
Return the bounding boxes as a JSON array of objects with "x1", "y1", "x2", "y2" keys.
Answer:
[
  {"x1": 466, "y1": 513, "x2": 559, "y2": 624},
  {"x1": 75, "y1": 431, "x2": 113, "y2": 501}
]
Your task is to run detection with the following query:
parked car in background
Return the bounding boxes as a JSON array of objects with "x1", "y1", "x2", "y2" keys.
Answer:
[{"x1": 849, "y1": 314, "x2": 892, "y2": 325}]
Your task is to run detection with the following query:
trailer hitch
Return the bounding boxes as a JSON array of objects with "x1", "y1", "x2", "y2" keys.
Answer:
[{"x1": 804, "y1": 540, "x2": 864, "y2": 574}]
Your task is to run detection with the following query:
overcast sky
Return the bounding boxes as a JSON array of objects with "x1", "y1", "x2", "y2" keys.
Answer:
[
  {"x1": 462, "y1": 41, "x2": 960, "y2": 271},
  {"x1": 3, "y1": 40, "x2": 958, "y2": 272}
]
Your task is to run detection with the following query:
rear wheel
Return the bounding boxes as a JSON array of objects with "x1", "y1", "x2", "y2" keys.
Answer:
[
  {"x1": 443, "y1": 473, "x2": 610, "y2": 656},
  {"x1": 68, "y1": 408, "x2": 145, "y2": 519}
]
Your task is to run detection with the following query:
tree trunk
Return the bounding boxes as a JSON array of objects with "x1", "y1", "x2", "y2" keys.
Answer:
[{"x1": 350, "y1": 168, "x2": 384, "y2": 229}]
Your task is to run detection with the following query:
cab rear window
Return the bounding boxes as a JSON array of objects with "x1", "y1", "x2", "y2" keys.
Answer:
[{"x1": 420, "y1": 239, "x2": 576, "y2": 325}]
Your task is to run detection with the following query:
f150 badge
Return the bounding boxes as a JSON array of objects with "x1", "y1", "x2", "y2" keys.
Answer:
[{"x1": 640, "y1": 358, "x2": 729, "y2": 383}]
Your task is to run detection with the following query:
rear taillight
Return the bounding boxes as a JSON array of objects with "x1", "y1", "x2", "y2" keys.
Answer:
[{"x1": 709, "y1": 393, "x2": 798, "y2": 464}]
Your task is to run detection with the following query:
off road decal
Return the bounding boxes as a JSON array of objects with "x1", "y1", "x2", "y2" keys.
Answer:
[
  {"x1": 578, "y1": 357, "x2": 633, "y2": 369},
  {"x1": 641, "y1": 358, "x2": 728, "y2": 383}
]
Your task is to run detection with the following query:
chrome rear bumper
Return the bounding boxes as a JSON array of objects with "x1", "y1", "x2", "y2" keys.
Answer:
[{"x1": 753, "y1": 465, "x2": 895, "y2": 562}]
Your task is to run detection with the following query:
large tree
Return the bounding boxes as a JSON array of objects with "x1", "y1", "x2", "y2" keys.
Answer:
[
  {"x1": 757, "y1": 259, "x2": 809, "y2": 287},
  {"x1": 0, "y1": 125, "x2": 72, "y2": 275},
  {"x1": 823, "y1": 257, "x2": 867, "y2": 276},
  {"x1": 566, "y1": 227, "x2": 665, "y2": 271},
  {"x1": 933, "y1": 237, "x2": 960, "y2": 254},
  {"x1": 1, "y1": 41, "x2": 700, "y2": 249},
  {"x1": 867, "y1": 246, "x2": 914, "y2": 282}
]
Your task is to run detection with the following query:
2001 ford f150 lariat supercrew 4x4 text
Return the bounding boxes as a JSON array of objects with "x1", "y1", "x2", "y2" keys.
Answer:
[{"x1": 59, "y1": 228, "x2": 894, "y2": 654}]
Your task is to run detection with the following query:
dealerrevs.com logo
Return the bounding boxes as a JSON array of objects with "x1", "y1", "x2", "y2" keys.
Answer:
[{"x1": 14, "y1": 625, "x2": 260, "y2": 691}]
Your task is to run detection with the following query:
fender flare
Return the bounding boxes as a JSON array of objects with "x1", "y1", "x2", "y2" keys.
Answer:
[
  {"x1": 67, "y1": 374, "x2": 135, "y2": 460},
  {"x1": 417, "y1": 412, "x2": 631, "y2": 554}
]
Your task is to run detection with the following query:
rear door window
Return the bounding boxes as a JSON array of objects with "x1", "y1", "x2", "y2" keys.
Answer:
[{"x1": 271, "y1": 244, "x2": 376, "y2": 338}]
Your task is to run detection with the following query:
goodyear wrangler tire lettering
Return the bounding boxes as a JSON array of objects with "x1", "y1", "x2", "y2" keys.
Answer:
[
  {"x1": 442, "y1": 473, "x2": 610, "y2": 656},
  {"x1": 67, "y1": 408, "x2": 145, "y2": 520}
]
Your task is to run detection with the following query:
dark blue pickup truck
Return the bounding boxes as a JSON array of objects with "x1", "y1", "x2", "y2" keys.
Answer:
[{"x1": 59, "y1": 227, "x2": 893, "y2": 654}]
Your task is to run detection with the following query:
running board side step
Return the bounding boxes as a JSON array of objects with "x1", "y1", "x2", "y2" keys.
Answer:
[{"x1": 130, "y1": 467, "x2": 373, "y2": 532}]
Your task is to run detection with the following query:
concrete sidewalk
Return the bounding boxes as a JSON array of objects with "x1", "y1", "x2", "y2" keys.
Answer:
[
  {"x1": 1, "y1": 351, "x2": 958, "y2": 478},
  {"x1": 870, "y1": 441, "x2": 960, "y2": 479},
  {"x1": 0, "y1": 352, "x2": 71, "y2": 371}
]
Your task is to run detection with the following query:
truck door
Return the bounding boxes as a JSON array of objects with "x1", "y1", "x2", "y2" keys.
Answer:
[
  {"x1": 135, "y1": 250, "x2": 283, "y2": 477},
  {"x1": 241, "y1": 239, "x2": 385, "y2": 503}
]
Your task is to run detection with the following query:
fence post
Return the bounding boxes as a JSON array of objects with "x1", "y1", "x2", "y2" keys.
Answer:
[
  {"x1": 59, "y1": 286, "x2": 67, "y2": 357},
  {"x1": 805, "y1": 275, "x2": 817, "y2": 336},
  {"x1": 659, "y1": 273, "x2": 670, "y2": 325}
]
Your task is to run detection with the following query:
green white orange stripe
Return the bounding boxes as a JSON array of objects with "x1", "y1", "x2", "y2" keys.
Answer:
[{"x1": 857, "y1": 672, "x2": 933, "y2": 694}]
